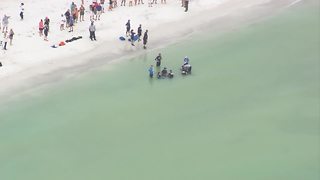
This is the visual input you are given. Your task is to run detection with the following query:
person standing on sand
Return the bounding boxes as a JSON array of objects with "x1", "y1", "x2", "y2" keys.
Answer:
[
  {"x1": 69, "y1": 16, "x2": 74, "y2": 32},
  {"x1": 43, "y1": 24, "x2": 49, "y2": 41},
  {"x1": 89, "y1": 21, "x2": 97, "y2": 41},
  {"x1": 2, "y1": 32, "x2": 8, "y2": 50},
  {"x1": 148, "y1": 0, "x2": 153, "y2": 7},
  {"x1": 9, "y1": 29, "x2": 14, "y2": 45},
  {"x1": 71, "y1": 2, "x2": 76, "y2": 14},
  {"x1": 89, "y1": 5, "x2": 95, "y2": 21},
  {"x1": 121, "y1": 0, "x2": 126, "y2": 6},
  {"x1": 125, "y1": 20, "x2": 131, "y2": 37},
  {"x1": 65, "y1": 9, "x2": 71, "y2": 28},
  {"x1": 137, "y1": 24, "x2": 142, "y2": 42},
  {"x1": 101, "y1": 0, "x2": 105, "y2": 12},
  {"x1": 74, "y1": 7, "x2": 79, "y2": 23},
  {"x1": 79, "y1": 5, "x2": 85, "y2": 21},
  {"x1": 96, "y1": 3, "x2": 102, "y2": 20},
  {"x1": 181, "y1": 0, "x2": 185, "y2": 7},
  {"x1": 113, "y1": 0, "x2": 118, "y2": 8},
  {"x1": 60, "y1": 14, "x2": 65, "y2": 31},
  {"x1": 143, "y1": 30, "x2": 148, "y2": 49},
  {"x1": 152, "y1": 0, "x2": 157, "y2": 4},
  {"x1": 2, "y1": 15, "x2": 10, "y2": 33},
  {"x1": 44, "y1": 17, "x2": 50, "y2": 32},
  {"x1": 130, "y1": 29, "x2": 135, "y2": 46},
  {"x1": 39, "y1": 19, "x2": 44, "y2": 36},
  {"x1": 184, "y1": 0, "x2": 189, "y2": 12},
  {"x1": 138, "y1": 0, "x2": 144, "y2": 4},
  {"x1": 108, "y1": 0, "x2": 113, "y2": 11},
  {"x1": 20, "y1": 3, "x2": 25, "y2": 20},
  {"x1": 93, "y1": 3, "x2": 98, "y2": 20}
]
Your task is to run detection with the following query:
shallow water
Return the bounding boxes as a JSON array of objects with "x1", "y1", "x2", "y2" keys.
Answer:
[{"x1": 0, "y1": 3, "x2": 319, "y2": 180}]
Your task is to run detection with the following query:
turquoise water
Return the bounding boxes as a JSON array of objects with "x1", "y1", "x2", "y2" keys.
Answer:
[{"x1": 0, "y1": 3, "x2": 319, "y2": 180}]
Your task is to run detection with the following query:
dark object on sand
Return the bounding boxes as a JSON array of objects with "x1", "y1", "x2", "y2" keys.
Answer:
[{"x1": 65, "y1": 36, "x2": 83, "y2": 43}]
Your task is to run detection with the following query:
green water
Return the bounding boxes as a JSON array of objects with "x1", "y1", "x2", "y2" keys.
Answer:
[{"x1": 1, "y1": 4, "x2": 319, "y2": 180}]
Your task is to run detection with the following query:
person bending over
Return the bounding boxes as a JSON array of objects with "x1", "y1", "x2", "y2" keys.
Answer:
[{"x1": 155, "y1": 53, "x2": 162, "y2": 67}]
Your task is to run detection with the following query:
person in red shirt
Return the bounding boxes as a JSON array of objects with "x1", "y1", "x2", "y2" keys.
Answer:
[{"x1": 39, "y1": 19, "x2": 44, "y2": 36}]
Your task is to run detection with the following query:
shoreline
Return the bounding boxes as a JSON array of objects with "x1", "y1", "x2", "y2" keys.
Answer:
[
  {"x1": 0, "y1": 0, "x2": 302, "y2": 100},
  {"x1": 0, "y1": 0, "x2": 319, "y2": 178}
]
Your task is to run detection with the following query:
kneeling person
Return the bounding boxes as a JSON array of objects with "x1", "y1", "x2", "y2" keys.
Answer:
[{"x1": 168, "y1": 70, "x2": 174, "y2": 78}]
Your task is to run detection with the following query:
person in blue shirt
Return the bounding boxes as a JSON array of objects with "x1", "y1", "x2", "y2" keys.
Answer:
[
  {"x1": 148, "y1": 65, "x2": 154, "y2": 78},
  {"x1": 69, "y1": 16, "x2": 74, "y2": 32}
]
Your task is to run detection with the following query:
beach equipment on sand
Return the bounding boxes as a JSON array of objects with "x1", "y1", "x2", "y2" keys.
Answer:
[
  {"x1": 127, "y1": 35, "x2": 139, "y2": 42},
  {"x1": 119, "y1": 36, "x2": 126, "y2": 41},
  {"x1": 59, "y1": 41, "x2": 66, "y2": 46},
  {"x1": 132, "y1": 35, "x2": 139, "y2": 41},
  {"x1": 65, "y1": 36, "x2": 82, "y2": 43},
  {"x1": 50, "y1": 36, "x2": 82, "y2": 48}
]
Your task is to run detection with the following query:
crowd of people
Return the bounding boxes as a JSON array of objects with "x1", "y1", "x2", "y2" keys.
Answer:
[
  {"x1": 0, "y1": 15, "x2": 15, "y2": 51},
  {"x1": 0, "y1": 3, "x2": 24, "y2": 52},
  {"x1": 0, "y1": 0, "x2": 190, "y2": 48},
  {"x1": 1, "y1": 0, "x2": 191, "y2": 68},
  {"x1": 148, "y1": 54, "x2": 191, "y2": 79},
  {"x1": 125, "y1": 19, "x2": 149, "y2": 48}
]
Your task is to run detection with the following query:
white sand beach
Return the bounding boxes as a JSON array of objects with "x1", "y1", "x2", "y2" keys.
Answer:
[{"x1": 0, "y1": 0, "x2": 303, "y2": 96}]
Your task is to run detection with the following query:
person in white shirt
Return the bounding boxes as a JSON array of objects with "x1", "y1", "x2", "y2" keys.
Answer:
[
  {"x1": 184, "y1": 56, "x2": 190, "y2": 65},
  {"x1": 2, "y1": 15, "x2": 10, "y2": 33},
  {"x1": 60, "y1": 14, "x2": 65, "y2": 30}
]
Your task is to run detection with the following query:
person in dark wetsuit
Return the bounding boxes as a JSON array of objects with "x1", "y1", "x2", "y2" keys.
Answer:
[
  {"x1": 125, "y1": 20, "x2": 130, "y2": 36},
  {"x1": 137, "y1": 24, "x2": 142, "y2": 42},
  {"x1": 168, "y1": 70, "x2": 174, "y2": 78},
  {"x1": 184, "y1": 0, "x2": 189, "y2": 12},
  {"x1": 43, "y1": 24, "x2": 49, "y2": 41},
  {"x1": 130, "y1": 29, "x2": 135, "y2": 46},
  {"x1": 155, "y1": 53, "x2": 162, "y2": 67},
  {"x1": 157, "y1": 72, "x2": 162, "y2": 79},
  {"x1": 65, "y1": 10, "x2": 71, "y2": 28},
  {"x1": 44, "y1": 17, "x2": 50, "y2": 32},
  {"x1": 161, "y1": 67, "x2": 168, "y2": 77},
  {"x1": 20, "y1": 3, "x2": 24, "y2": 20},
  {"x1": 143, "y1": 30, "x2": 148, "y2": 49}
]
